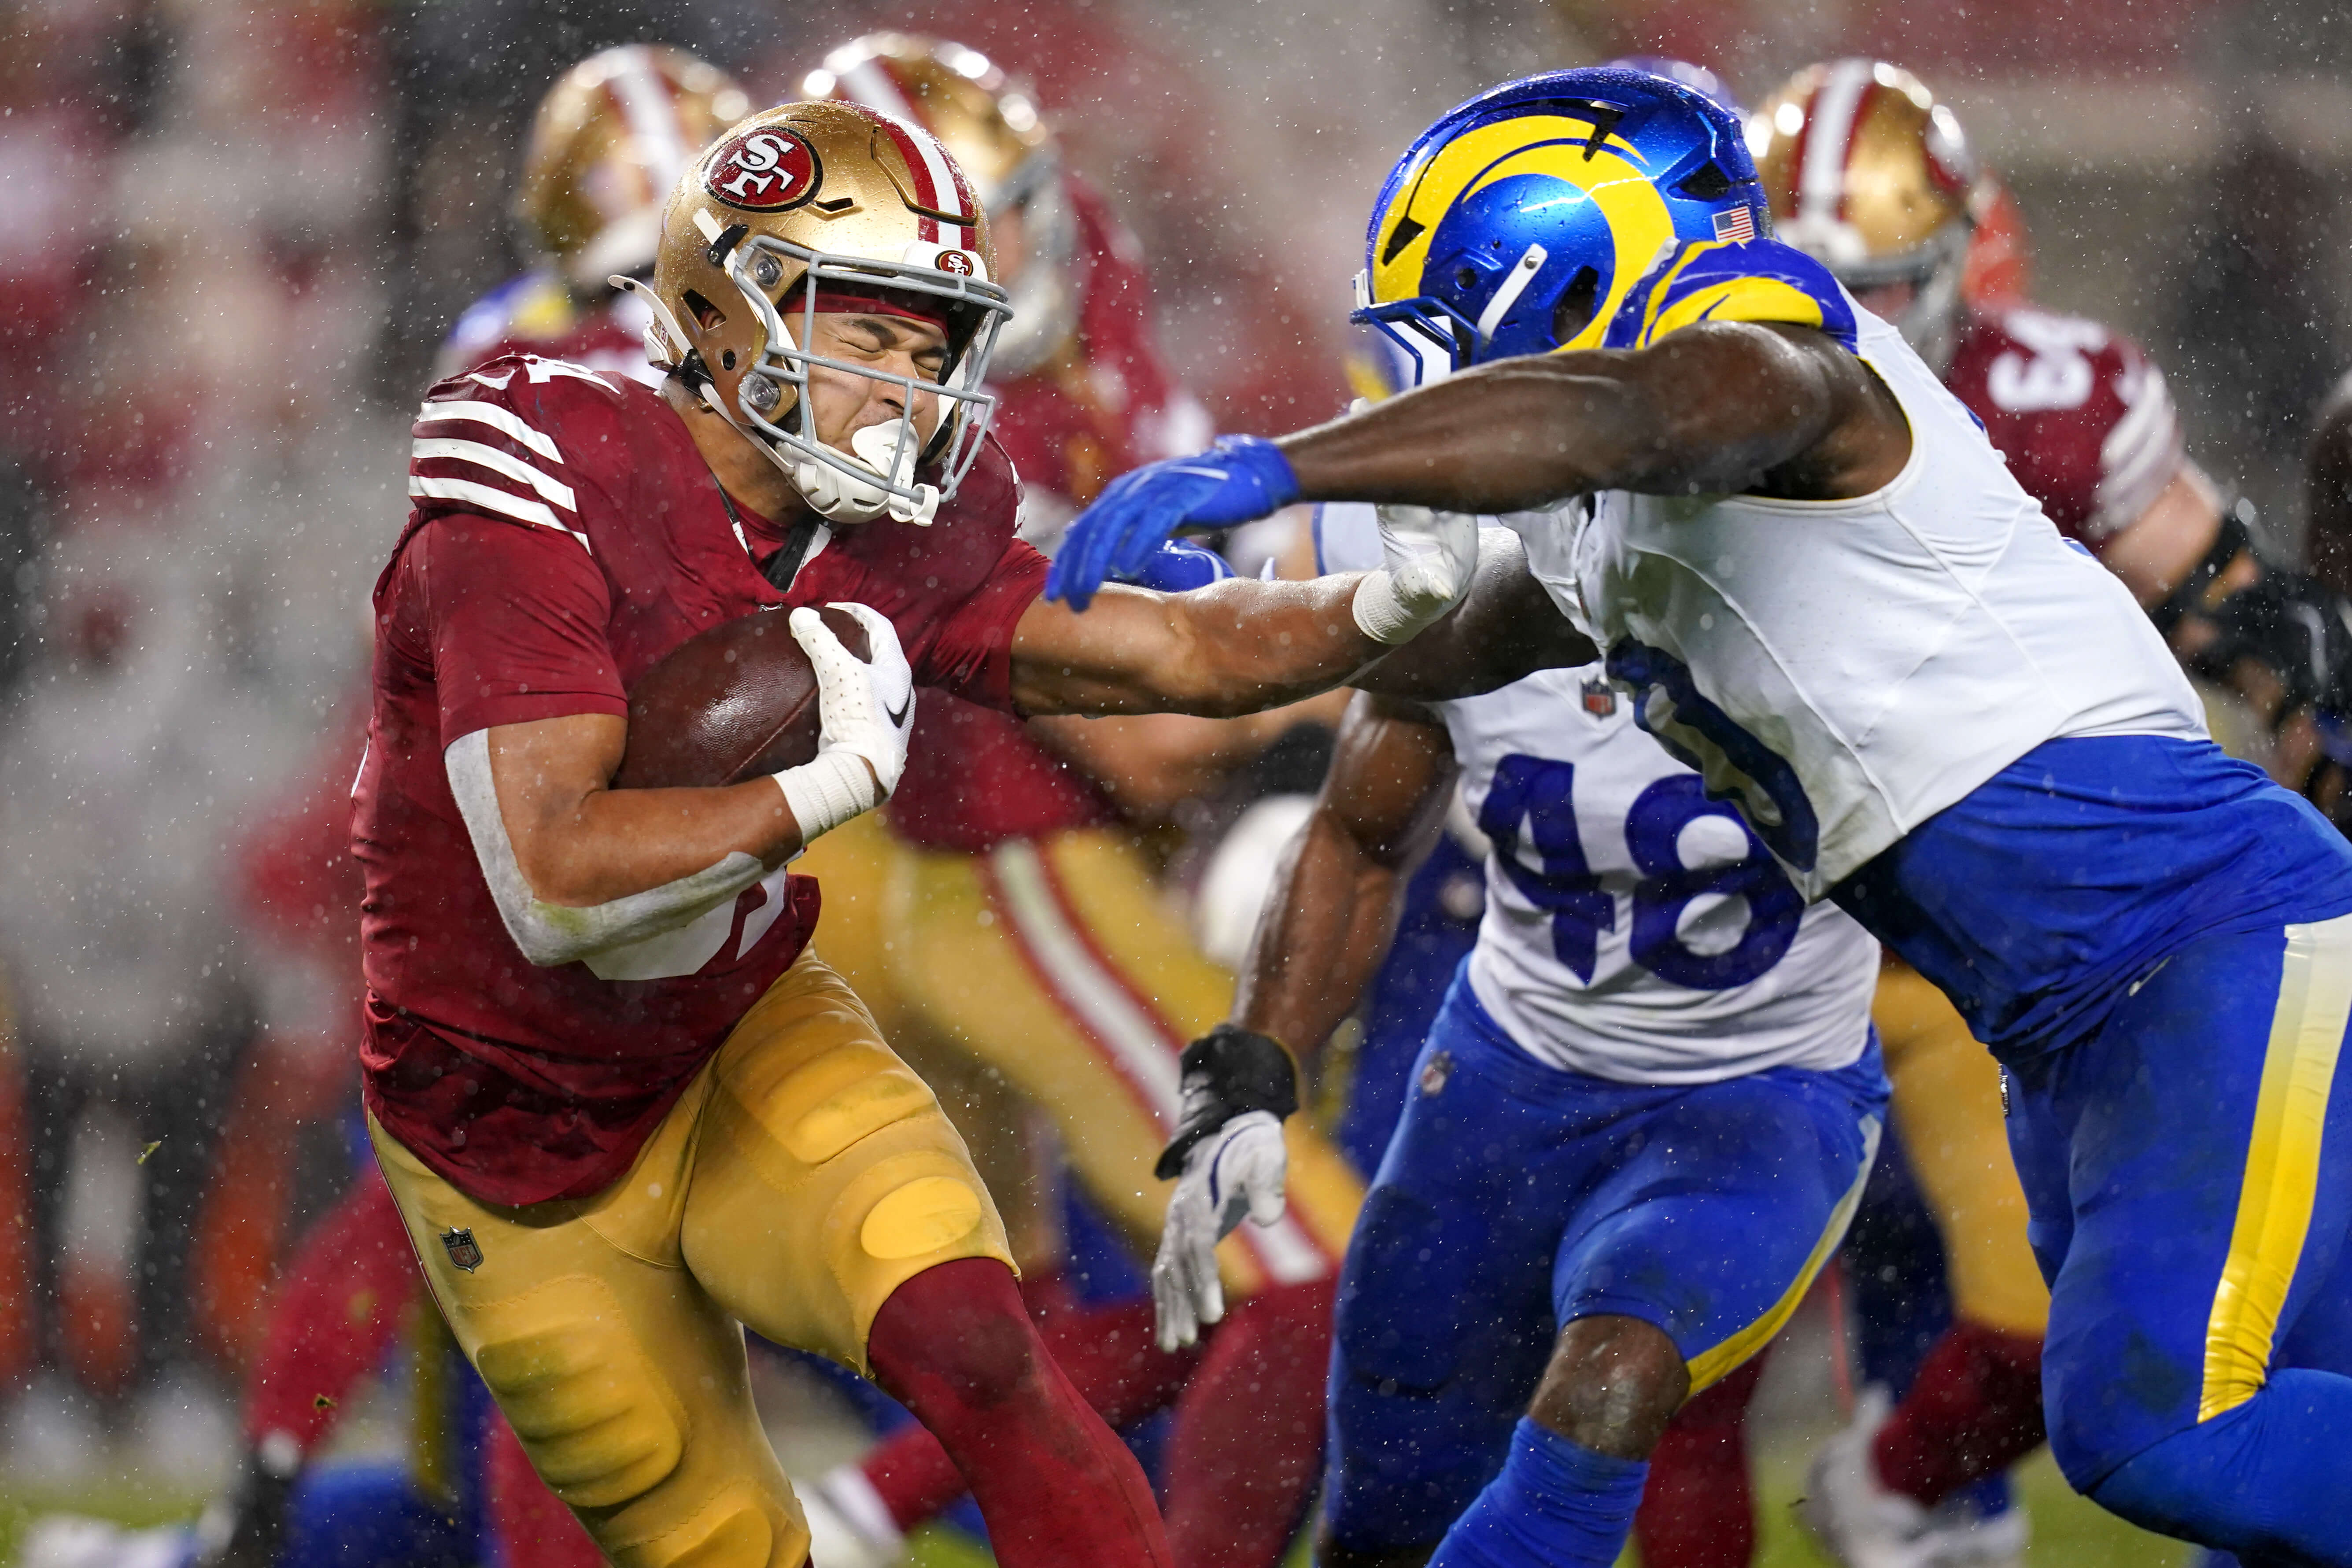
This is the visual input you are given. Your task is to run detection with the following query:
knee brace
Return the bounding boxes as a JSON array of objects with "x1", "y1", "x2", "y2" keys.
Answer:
[{"x1": 470, "y1": 1276, "x2": 687, "y2": 1512}]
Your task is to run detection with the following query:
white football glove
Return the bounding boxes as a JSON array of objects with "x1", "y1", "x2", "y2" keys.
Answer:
[
  {"x1": 774, "y1": 603, "x2": 916, "y2": 844},
  {"x1": 1152, "y1": 1109, "x2": 1289, "y2": 1350},
  {"x1": 1351, "y1": 503, "x2": 1481, "y2": 644}
]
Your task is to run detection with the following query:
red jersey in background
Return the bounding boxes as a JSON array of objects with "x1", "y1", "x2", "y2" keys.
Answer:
[
  {"x1": 1943, "y1": 305, "x2": 2185, "y2": 553},
  {"x1": 357, "y1": 354, "x2": 1046, "y2": 1205},
  {"x1": 887, "y1": 172, "x2": 1211, "y2": 853}
]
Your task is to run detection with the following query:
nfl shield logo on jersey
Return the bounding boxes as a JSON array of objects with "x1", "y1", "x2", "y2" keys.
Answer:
[
  {"x1": 440, "y1": 1227, "x2": 484, "y2": 1273},
  {"x1": 1582, "y1": 678, "x2": 1617, "y2": 717}
]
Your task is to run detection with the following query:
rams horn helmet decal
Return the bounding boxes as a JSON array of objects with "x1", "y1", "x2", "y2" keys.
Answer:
[{"x1": 1355, "y1": 66, "x2": 1768, "y2": 385}]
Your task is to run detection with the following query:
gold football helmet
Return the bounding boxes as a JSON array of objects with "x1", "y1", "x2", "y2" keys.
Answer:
[
  {"x1": 617, "y1": 100, "x2": 1012, "y2": 525},
  {"x1": 1749, "y1": 59, "x2": 1983, "y2": 370},
  {"x1": 803, "y1": 35, "x2": 1076, "y2": 377},
  {"x1": 516, "y1": 45, "x2": 752, "y2": 292}
]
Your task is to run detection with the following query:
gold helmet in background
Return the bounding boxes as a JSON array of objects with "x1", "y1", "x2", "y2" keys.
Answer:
[
  {"x1": 804, "y1": 34, "x2": 1077, "y2": 377},
  {"x1": 1749, "y1": 59, "x2": 1984, "y2": 370},
  {"x1": 516, "y1": 44, "x2": 752, "y2": 292},
  {"x1": 617, "y1": 100, "x2": 1013, "y2": 525}
]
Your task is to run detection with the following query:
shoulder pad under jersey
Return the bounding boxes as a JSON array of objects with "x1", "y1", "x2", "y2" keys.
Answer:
[
  {"x1": 1603, "y1": 236, "x2": 1859, "y2": 354},
  {"x1": 407, "y1": 355, "x2": 648, "y2": 549}
]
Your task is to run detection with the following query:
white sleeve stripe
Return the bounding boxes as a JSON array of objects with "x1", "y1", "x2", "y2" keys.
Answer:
[
  {"x1": 2101, "y1": 366, "x2": 2178, "y2": 476},
  {"x1": 408, "y1": 473, "x2": 557, "y2": 528},
  {"x1": 2090, "y1": 365, "x2": 2184, "y2": 536},
  {"x1": 414, "y1": 399, "x2": 562, "y2": 462},
  {"x1": 412, "y1": 437, "x2": 577, "y2": 511},
  {"x1": 407, "y1": 476, "x2": 592, "y2": 554}
]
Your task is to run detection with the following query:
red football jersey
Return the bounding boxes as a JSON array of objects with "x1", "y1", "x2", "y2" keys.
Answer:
[
  {"x1": 357, "y1": 354, "x2": 1046, "y2": 1205},
  {"x1": 1943, "y1": 306, "x2": 2184, "y2": 552},
  {"x1": 887, "y1": 172, "x2": 1211, "y2": 853}
]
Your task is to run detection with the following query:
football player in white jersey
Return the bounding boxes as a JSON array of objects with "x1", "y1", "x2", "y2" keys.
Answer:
[
  {"x1": 1048, "y1": 67, "x2": 2352, "y2": 1568},
  {"x1": 1214, "y1": 502, "x2": 1885, "y2": 1568}
]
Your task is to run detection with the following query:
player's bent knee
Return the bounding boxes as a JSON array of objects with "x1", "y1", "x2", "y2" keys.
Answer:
[
  {"x1": 1528, "y1": 1315, "x2": 1690, "y2": 1460},
  {"x1": 469, "y1": 1276, "x2": 687, "y2": 1512},
  {"x1": 2082, "y1": 1408, "x2": 2278, "y2": 1556}
]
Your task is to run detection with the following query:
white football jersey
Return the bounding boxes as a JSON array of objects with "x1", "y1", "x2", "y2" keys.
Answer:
[
  {"x1": 1318, "y1": 505, "x2": 1879, "y2": 1083},
  {"x1": 1553, "y1": 303, "x2": 2205, "y2": 899}
]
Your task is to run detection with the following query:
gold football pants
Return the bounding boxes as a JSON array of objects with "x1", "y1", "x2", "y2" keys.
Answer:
[
  {"x1": 801, "y1": 817, "x2": 1362, "y2": 1295},
  {"x1": 1871, "y1": 958, "x2": 2051, "y2": 1337},
  {"x1": 369, "y1": 949, "x2": 1013, "y2": 1568}
]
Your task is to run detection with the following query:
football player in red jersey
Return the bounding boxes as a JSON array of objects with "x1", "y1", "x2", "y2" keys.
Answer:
[
  {"x1": 434, "y1": 45, "x2": 750, "y2": 387},
  {"x1": 361, "y1": 99, "x2": 1488, "y2": 1568},
  {"x1": 1749, "y1": 60, "x2": 2352, "y2": 1568},
  {"x1": 774, "y1": 40, "x2": 1361, "y2": 1568},
  {"x1": 151, "y1": 49, "x2": 757, "y2": 1568}
]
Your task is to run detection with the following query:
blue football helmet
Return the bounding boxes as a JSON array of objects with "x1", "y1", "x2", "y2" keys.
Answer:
[{"x1": 1355, "y1": 65, "x2": 1768, "y2": 385}]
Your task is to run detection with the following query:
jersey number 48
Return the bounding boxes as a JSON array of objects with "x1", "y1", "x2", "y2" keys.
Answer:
[{"x1": 1478, "y1": 755, "x2": 1804, "y2": 992}]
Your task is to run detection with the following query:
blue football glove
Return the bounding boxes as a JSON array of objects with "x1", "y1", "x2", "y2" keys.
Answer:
[
  {"x1": 1119, "y1": 538, "x2": 1236, "y2": 594},
  {"x1": 1044, "y1": 436, "x2": 1300, "y2": 610}
]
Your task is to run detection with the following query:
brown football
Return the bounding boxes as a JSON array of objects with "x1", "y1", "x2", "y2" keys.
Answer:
[{"x1": 614, "y1": 605, "x2": 870, "y2": 790}]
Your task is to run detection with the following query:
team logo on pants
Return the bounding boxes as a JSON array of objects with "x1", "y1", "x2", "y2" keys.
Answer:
[{"x1": 440, "y1": 1227, "x2": 484, "y2": 1273}]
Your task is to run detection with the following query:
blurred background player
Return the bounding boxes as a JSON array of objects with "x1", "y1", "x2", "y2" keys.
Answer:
[
  {"x1": 433, "y1": 44, "x2": 750, "y2": 385},
  {"x1": 782, "y1": 37, "x2": 1361, "y2": 1568}
]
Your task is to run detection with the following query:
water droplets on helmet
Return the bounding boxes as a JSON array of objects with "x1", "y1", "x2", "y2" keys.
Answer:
[{"x1": 1355, "y1": 65, "x2": 1769, "y2": 384}]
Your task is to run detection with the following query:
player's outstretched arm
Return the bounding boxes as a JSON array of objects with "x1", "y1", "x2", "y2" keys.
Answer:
[
  {"x1": 1045, "y1": 322, "x2": 1910, "y2": 611},
  {"x1": 1277, "y1": 321, "x2": 1897, "y2": 512},
  {"x1": 1009, "y1": 573, "x2": 1402, "y2": 718},
  {"x1": 1150, "y1": 693, "x2": 1455, "y2": 1348}
]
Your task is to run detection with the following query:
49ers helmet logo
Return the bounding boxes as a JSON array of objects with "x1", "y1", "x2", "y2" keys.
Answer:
[
  {"x1": 935, "y1": 250, "x2": 975, "y2": 277},
  {"x1": 705, "y1": 126, "x2": 821, "y2": 211}
]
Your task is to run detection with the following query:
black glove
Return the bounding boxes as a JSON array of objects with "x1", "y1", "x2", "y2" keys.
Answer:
[
  {"x1": 1154, "y1": 1024, "x2": 1300, "y2": 1180},
  {"x1": 2191, "y1": 566, "x2": 2352, "y2": 723}
]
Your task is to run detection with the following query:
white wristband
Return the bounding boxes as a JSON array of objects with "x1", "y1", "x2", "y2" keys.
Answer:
[
  {"x1": 1352, "y1": 569, "x2": 1444, "y2": 645},
  {"x1": 775, "y1": 751, "x2": 882, "y2": 845}
]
